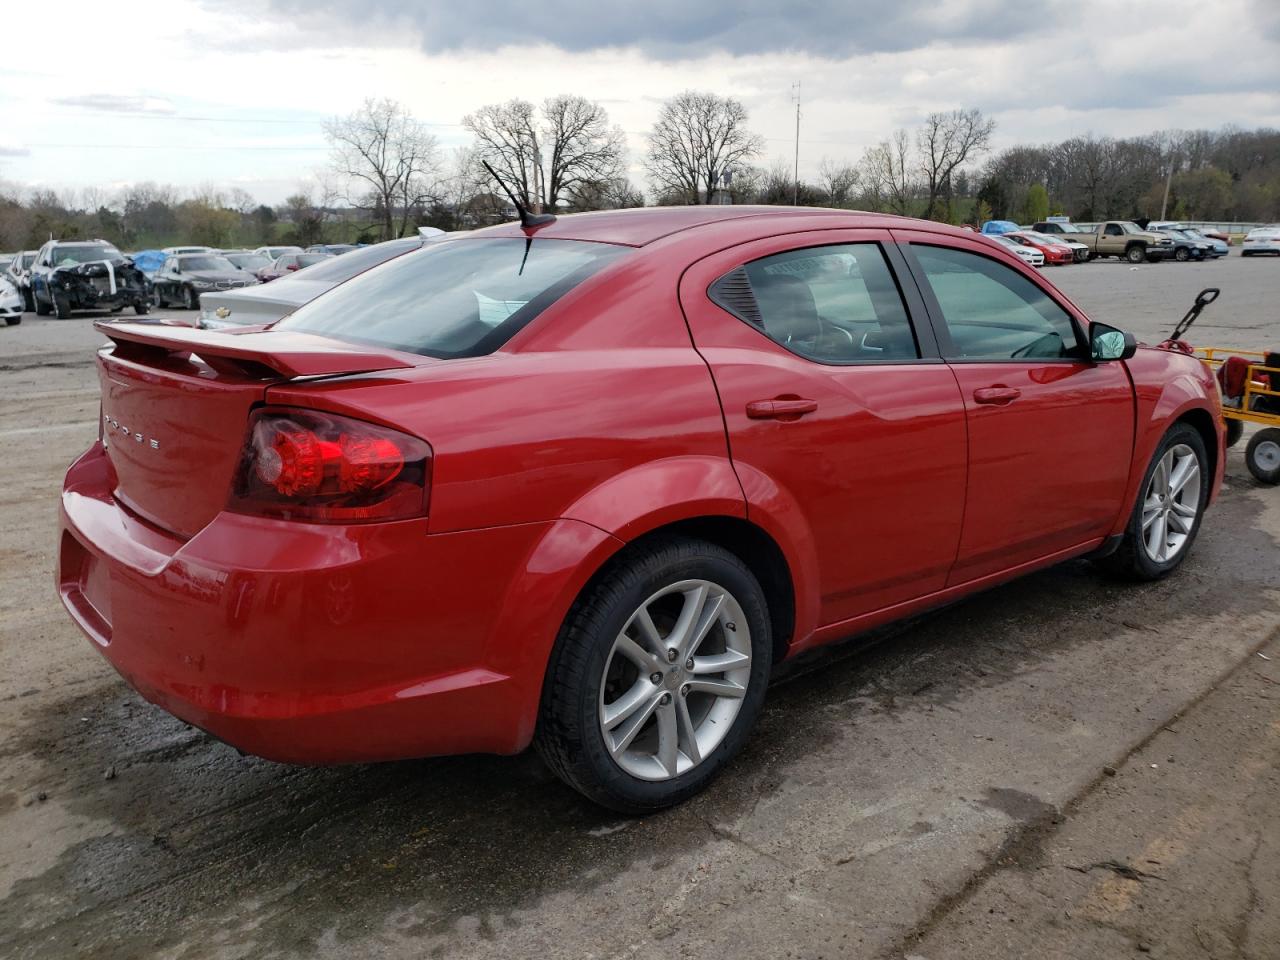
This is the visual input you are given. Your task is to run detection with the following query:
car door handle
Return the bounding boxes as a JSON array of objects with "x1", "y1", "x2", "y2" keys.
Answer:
[
  {"x1": 972, "y1": 386, "x2": 1021, "y2": 405},
  {"x1": 746, "y1": 398, "x2": 819, "y2": 420}
]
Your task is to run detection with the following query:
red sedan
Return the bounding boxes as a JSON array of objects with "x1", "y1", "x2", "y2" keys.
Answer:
[
  {"x1": 1009, "y1": 231, "x2": 1075, "y2": 265},
  {"x1": 58, "y1": 208, "x2": 1223, "y2": 812}
]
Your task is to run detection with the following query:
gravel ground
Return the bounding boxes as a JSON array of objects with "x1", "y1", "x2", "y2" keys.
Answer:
[{"x1": 1, "y1": 254, "x2": 1277, "y2": 960}]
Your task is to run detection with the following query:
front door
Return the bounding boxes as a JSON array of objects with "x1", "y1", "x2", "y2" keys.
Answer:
[
  {"x1": 895, "y1": 232, "x2": 1134, "y2": 584},
  {"x1": 680, "y1": 230, "x2": 968, "y2": 627}
]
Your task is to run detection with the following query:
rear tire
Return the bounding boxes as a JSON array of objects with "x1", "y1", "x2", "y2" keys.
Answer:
[
  {"x1": 1093, "y1": 423, "x2": 1208, "y2": 581},
  {"x1": 1175, "y1": 247, "x2": 1190, "y2": 262},
  {"x1": 1245, "y1": 428, "x2": 1280, "y2": 485},
  {"x1": 535, "y1": 537, "x2": 772, "y2": 813}
]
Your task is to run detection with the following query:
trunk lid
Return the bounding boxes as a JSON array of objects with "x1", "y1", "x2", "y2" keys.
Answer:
[{"x1": 95, "y1": 321, "x2": 419, "y2": 538}]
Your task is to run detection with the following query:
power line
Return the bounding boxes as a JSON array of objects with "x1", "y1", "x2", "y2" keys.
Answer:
[
  {"x1": 23, "y1": 142, "x2": 329, "y2": 151},
  {"x1": 51, "y1": 110, "x2": 469, "y2": 128}
]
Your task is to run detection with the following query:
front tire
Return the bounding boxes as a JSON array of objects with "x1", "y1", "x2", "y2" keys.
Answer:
[
  {"x1": 53, "y1": 293, "x2": 71, "y2": 319},
  {"x1": 4, "y1": 316, "x2": 19, "y2": 326},
  {"x1": 134, "y1": 302, "x2": 150, "y2": 316},
  {"x1": 184, "y1": 286, "x2": 199, "y2": 310},
  {"x1": 35, "y1": 290, "x2": 51, "y2": 316},
  {"x1": 535, "y1": 537, "x2": 772, "y2": 813},
  {"x1": 1126, "y1": 245, "x2": 1146, "y2": 264},
  {"x1": 1245, "y1": 428, "x2": 1280, "y2": 485},
  {"x1": 1094, "y1": 423, "x2": 1209, "y2": 581}
]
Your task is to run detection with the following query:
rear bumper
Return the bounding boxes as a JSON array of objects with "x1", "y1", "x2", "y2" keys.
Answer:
[{"x1": 56, "y1": 443, "x2": 595, "y2": 763}]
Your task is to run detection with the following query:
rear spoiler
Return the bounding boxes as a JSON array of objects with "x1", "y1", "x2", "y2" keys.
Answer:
[{"x1": 95, "y1": 321, "x2": 418, "y2": 379}]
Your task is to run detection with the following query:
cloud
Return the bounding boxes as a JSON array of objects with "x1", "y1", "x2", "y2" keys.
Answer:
[
  {"x1": 49, "y1": 94, "x2": 177, "y2": 115},
  {"x1": 256, "y1": 0, "x2": 1053, "y2": 59}
]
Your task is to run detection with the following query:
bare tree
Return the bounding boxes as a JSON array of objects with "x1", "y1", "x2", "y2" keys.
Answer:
[
  {"x1": 817, "y1": 157, "x2": 861, "y2": 207},
  {"x1": 645, "y1": 91, "x2": 765, "y2": 204},
  {"x1": 861, "y1": 130, "x2": 916, "y2": 215},
  {"x1": 325, "y1": 98, "x2": 442, "y2": 240},
  {"x1": 918, "y1": 109, "x2": 995, "y2": 221},
  {"x1": 464, "y1": 95, "x2": 625, "y2": 213}
]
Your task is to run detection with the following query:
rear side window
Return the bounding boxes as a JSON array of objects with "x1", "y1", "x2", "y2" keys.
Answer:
[
  {"x1": 709, "y1": 243, "x2": 919, "y2": 363},
  {"x1": 912, "y1": 245, "x2": 1081, "y2": 361},
  {"x1": 275, "y1": 238, "x2": 630, "y2": 358}
]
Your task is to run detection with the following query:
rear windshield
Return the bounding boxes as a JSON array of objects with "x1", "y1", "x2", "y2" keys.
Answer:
[
  {"x1": 275, "y1": 238, "x2": 629, "y2": 358},
  {"x1": 280, "y1": 239, "x2": 421, "y2": 285}
]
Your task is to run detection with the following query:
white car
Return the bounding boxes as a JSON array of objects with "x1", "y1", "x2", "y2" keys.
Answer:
[
  {"x1": 0, "y1": 276, "x2": 22, "y2": 325},
  {"x1": 252, "y1": 244, "x2": 304, "y2": 261},
  {"x1": 1241, "y1": 227, "x2": 1280, "y2": 257},
  {"x1": 987, "y1": 233, "x2": 1045, "y2": 267}
]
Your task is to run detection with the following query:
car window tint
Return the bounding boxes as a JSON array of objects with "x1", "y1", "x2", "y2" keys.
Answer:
[
  {"x1": 913, "y1": 245, "x2": 1081, "y2": 361},
  {"x1": 275, "y1": 238, "x2": 629, "y2": 359},
  {"x1": 709, "y1": 243, "x2": 918, "y2": 363}
]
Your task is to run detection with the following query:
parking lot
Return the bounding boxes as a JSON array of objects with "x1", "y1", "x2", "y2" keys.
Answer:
[{"x1": 1, "y1": 255, "x2": 1277, "y2": 959}]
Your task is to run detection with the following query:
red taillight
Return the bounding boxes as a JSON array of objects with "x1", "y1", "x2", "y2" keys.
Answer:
[{"x1": 230, "y1": 408, "x2": 430, "y2": 523}]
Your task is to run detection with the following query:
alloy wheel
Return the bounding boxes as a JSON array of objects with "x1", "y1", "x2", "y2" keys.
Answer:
[
  {"x1": 1140, "y1": 443, "x2": 1201, "y2": 563},
  {"x1": 598, "y1": 579, "x2": 751, "y2": 781}
]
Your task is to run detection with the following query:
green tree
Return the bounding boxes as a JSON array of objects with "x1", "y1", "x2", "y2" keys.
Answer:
[{"x1": 1023, "y1": 183, "x2": 1049, "y2": 223}]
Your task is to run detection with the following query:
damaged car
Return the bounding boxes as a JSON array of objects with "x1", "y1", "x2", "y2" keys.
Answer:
[{"x1": 29, "y1": 240, "x2": 150, "y2": 319}]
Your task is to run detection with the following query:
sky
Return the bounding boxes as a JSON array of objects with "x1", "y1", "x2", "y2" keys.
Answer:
[{"x1": 1, "y1": 0, "x2": 1278, "y2": 206}]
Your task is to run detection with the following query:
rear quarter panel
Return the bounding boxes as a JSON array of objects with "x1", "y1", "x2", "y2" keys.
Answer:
[{"x1": 263, "y1": 253, "x2": 737, "y2": 536}]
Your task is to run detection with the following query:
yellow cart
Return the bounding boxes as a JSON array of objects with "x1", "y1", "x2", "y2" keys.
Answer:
[{"x1": 1194, "y1": 347, "x2": 1280, "y2": 484}]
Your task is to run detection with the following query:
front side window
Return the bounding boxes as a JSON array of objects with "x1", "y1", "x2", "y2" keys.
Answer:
[
  {"x1": 709, "y1": 243, "x2": 919, "y2": 363},
  {"x1": 912, "y1": 245, "x2": 1081, "y2": 361},
  {"x1": 275, "y1": 238, "x2": 630, "y2": 358}
]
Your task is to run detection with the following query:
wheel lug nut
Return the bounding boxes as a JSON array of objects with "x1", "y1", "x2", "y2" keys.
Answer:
[
  {"x1": 666, "y1": 648, "x2": 678, "y2": 663},
  {"x1": 680, "y1": 684, "x2": 690, "y2": 697},
  {"x1": 650, "y1": 672, "x2": 663, "y2": 685},
  {"x1": 660, "y1": 693, "x2": 672, "y2": 705},
  {"x1": 726, "y1": 622, "x2": 737, "y2": 632},
  {"x1": 685, "y1": 658, "x2": 694, "y2": 670}
]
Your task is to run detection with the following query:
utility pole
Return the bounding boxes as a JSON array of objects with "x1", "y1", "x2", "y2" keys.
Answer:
[{"x1": 792, "y1": 81, "x2": 801, "y2": 206}]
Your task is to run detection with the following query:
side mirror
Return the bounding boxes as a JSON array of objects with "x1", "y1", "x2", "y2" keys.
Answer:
[{"x1": 1090, "y1": 322, "x2": 1137, "y2": 362}]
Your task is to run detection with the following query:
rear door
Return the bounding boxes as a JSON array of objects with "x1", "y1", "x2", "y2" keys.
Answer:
[
  {"x1": 894, "y1": 231, "x2": 1134, "y2": 583},
  {"x1": 680, "y1": 229, "x2": 968, "y2": 626}
]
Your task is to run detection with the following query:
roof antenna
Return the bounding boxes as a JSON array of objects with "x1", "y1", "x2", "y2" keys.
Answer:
[{"x1": 481, "y1": 160, "x2": 556, "y2": 230}]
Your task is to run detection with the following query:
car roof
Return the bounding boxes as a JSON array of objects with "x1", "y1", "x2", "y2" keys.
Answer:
[{"x1": 467, "y1": 205, "x2": 937, "y2": 247}]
